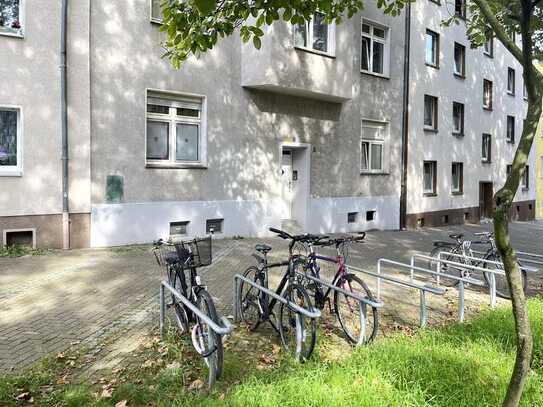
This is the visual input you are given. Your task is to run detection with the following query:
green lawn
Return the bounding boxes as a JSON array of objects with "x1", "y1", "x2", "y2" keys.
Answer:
[{"x1": 2, "y1": 298, "x2": 543, "y2": 406}]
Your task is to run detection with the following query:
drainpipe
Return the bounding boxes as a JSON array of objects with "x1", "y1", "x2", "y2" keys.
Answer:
[
  {"x1": 399, "y1": 3, "x2": 411, "y2": 230},
  {"x1": 61, "y1": 0, "x2": 70, "y2": 249}
]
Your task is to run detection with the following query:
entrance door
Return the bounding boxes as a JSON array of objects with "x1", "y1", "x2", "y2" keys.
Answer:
[
  {"x1": 479, "y1": 182, "x2": 494, "y2": 219},
  {"x1": 281, "y1": 150, "x2": 293, "y2": 219}
]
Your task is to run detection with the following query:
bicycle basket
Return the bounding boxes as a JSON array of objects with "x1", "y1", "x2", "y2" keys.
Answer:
[
  {"x1": 153, "y1": 244, "x2": 179, "y2": 268},
  {"x1": 174, "y1": 236, "x2": 212, "y2": 268}
]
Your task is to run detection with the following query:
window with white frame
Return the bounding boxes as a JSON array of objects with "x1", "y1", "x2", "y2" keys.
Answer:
[
  {"x1": 453, "y1": 42, "x2": 466, "y2": 77},
  {"x1": 483, "y1": 79, "x2": 493, "y2": 110},
  {"x1": 452, "y1": 102, "x2": 464, "y2": 136},
  {"x1": 361, "y1": 120, "x2": 388, "y2": 173},
  {"x1": 0, "y1": 107, "x2": 22, "y2": 175},
  {"x1": 483, "y1": 36, "x2": 494, "y2": 57},
  {"x1": 0, "y1": 0, "x2": 23, "y2": 35},
  {"x1": 482, "y1": 133, "x2": 492, "y2": 163},
  {"x1": 423, "y1": 161, "x2": 437, "y2": 195},
  {"x1": 361, "y1": 20, "x2": 389, "y2": 76},
  {"x1": 507, "y1": 67, "x2": 516, "y2": 95},
  {"x1": 506, "y1": 115, "x2": 515, "y2": 143},
  {"x1": 522, "y1": 166, "x2": 529, "y2": 189},
  {"x1": 146, "y1": 92, "x2": 206, "y2": 167},
  {"x1": 294, "y1": 12, "x2": 335, "y2": 55},
  {"x1": 451, "y1": 162, "x2": 463, "y2": 194},
  {"x1": 455, "y1": 0, "x2": 466, "y2": 18},
  {"x1": 425, "y1": 29, "x2": 439, "y2": 68},
  {"x1": 424, "y1": 95, "x2": 438, "y2": 130},
  {"x1": 150, "y1": 0, "x2": 162, "y2": 22}
]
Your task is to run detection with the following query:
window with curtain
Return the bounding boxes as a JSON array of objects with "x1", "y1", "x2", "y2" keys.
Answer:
[
  {"x1": 453, "y1": 42, "x2": 466, "y2": 77},
  {"x1": 361, "y1": 120, "x2": 388, "y2": 173},
  {"x1": 451, "y1": 162, "x2": 463, "y2": 194},
  {"x1": 0, "y1": 0, "x2": 22, "y2": 34},
  {"x1": 361, "y1": 20, "x2": 389, "y2": 76},
  {"x1": 452, "y1": 102, "x2": 464, "y2": 136},
  {"x1": 0, "y1": 108, "x2": 19, "y2": 169},
  {"x1": 506, "y1": 115, "x2": 515, "y2": 143},
  {"x1": 483, "y1": 79, "x2": 493, "y2": 110},
  {"x1": 423, "y1": 161, "x2": 437, "y2": 195},
  {"x1": 294, "y1": 12, "x2": 335, "y2": 55},
  {"x1": 424, "y1": 95, "x2": 438, "y2": 130},
  {"x1": 425, "y1": 29, "x2": 439, "y2": 67},
  {"x1": 482, "y1": 133, "x2": 492, "y2": 163}
]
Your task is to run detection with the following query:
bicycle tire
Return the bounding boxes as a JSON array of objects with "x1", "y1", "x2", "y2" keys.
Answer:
[
  {"x1": 170, "y1": 269, "x2": 189, "y2": 333},
  {"x1": 334, "y1": 274, "x2": 378, "y2": 344},
  {"x1": 195, "y1": 289, "x2": 224, "y2": 387},
  {"x1": 483, "y1": 253, "x2": 527, "y2": 299},
  {"x1": 238, "y1": 266, "x2": 266, "y2": 331},
  {"x1": 428, "y1": 246, "x2": 461, "y2": 287},
  {"x1": 278, "y1": 283, "x2": 317, "y2": 361}
]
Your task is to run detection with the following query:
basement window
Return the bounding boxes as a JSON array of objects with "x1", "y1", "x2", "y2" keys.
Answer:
[
  {"x1": 206, "y1": 219, "x2": 223, "y2": 234},
  {"x1": 366, "y1": 210, "x2": 376, "y2": 222},
  {"x1": 170, "y1": 221, "x2": 189, "y2": 237},
  {"x1": 4, "y1": 228, "x2": 35, "y2": 248},
  {"x1": 417, "y1": 218, "x2": 425, "y2": 228},
  {"x1": 347, "y1": 212, "x2": 358, "y2": 223}
]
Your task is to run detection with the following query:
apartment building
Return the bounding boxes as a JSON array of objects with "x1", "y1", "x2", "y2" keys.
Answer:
[
  {"x1": 0, "y1": 0, "x2": 405, "y2": 247},
  {"x1": 536, "y1": 62, "x2": 543, "y2": 220},
  {"x1": 404, "y1": 0, "x2": 536, "y2": 228}
]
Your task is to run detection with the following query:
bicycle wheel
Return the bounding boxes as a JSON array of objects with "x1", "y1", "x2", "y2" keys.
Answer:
[
  {"x1": 170, "y1": 268, "x2": 189, "y2": 333},
  {"x1": 194, "y1": 289, "x2": 224, "y2": 387},
  {"x1": 278, "y1": 283, "x2": 316, "y2": 361},
  {"x1": 483, "y1": 254, "x2": 527, "y2": 299},
  {"x1": 334, "y1": 274, "x2": 378, "y2": 344},
  {"x1": 428, "y1": 246, "x2": 461, "y2": 287},
  {"x1": 238, "y1": 266, "x2": 266, "y2": 331}
]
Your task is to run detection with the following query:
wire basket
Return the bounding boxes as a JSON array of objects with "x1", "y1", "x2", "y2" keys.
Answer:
[
  {"x1": 153, "y1": 244, "x2": 180, "y2": 275},
  {"x1": 174, "y1": 236, "x2": 212, "y2": 268}
]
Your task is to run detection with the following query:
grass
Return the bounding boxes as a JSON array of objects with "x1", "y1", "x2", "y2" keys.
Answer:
[
  {"x1": 2, "y1": 299, "x2": 543, "y2": 406},
  {"x1": 0, "y1": 244, "x2": 52, "y2": 257}
]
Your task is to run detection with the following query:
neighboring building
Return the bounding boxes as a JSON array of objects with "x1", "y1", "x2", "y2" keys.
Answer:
[
  {"x1": 536, "y1": 62, "x2": 543, "y2": 220},
  {"x1": 404, "y1": 0, "x2": 536, "y2": 228},
  {"x1": 0, "y1": 1, "x2": 535, "y2": 249}
]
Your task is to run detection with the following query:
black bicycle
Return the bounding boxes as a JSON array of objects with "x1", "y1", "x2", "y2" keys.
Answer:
[
  {"x1": 153, "y1": 236, "x2": 223, "y2": 388},
  {"x1": 237, "y1": 228, "x2": 319, "y2": 361},
  {"x1": 428, "y1": 231, "x2": 527, "y2": 299},
  {"x1": 301, "y1": 234, "x2": 379, "y2": 344}
]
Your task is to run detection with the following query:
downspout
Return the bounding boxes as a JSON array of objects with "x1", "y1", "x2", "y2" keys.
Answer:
[
  {"x1": 61, "y1": 0, "x2": 70, "y2": 249},
  {"x1": 399, "y1": 3, "x2": 411, "y2": 230}
]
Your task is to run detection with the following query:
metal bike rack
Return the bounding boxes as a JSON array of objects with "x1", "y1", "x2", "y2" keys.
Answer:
[
  {"x1": 295, "y1": 271, "x2": 383, "y2": 345},
  {"x1": 347, "y1": 262, "x2": 445, "y2": 328},
  {"x1": 159, "y1": 280, "x2": 233, "y2": 339},
  {"x1": 410, "y1": 254, "x2": 486, "y2": 322},
  {"x1": 471, "y1": 249, "x2": 543, "y2": 269},
  {"x1": 233, "y1": 274, "x2": 321, "y2": 359}
]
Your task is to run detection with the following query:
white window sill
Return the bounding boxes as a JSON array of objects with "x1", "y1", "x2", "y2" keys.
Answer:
[
  {"x1": 0, "y1": 169, "x2": 23, "y2": 177},
  {"x1": 146, "y1": 162, "x2": 207, "y2": 169},
  {"x1": 360, "y1": 171, "x2": 389, "y2": 175},
  {"x1": 424, "y1": 127, "x2": 438, "y2": 133},
  {"x1": 360, "y1": 70, "x2": 390, "y2": 79},
  {"x1": 507, "y1": 91, "x2": 515, "y2": 96},
  {"x1": 0, "y1": 29, "x2": 24, "y2": 39},
  {"x1": 150, "y1": 18, "x2": 163, "y2": 25},
  {"x1": 294, "y1": 46, "x2": 335, "y2": 59}
]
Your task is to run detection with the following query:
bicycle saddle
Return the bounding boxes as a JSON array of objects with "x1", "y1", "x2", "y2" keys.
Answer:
[
  {"x1": 449, "y1": 233, "x2": 464, "y2": 240},
  {"x1": 255, "y1": 244, "x2": 272, "y2": 254}
]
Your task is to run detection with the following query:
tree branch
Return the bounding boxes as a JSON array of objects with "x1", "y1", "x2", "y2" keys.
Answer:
[{"x1": 471, "y1": 0, "x2": 524, "y2": 63}]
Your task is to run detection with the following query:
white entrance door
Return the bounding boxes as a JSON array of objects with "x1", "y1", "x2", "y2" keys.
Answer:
[{"x1": 281, "y1": 150, "x2": 293, "y2": 219}]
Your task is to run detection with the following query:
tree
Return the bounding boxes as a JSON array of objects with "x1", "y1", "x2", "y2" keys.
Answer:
[{"x1": 159, "y1": 1, "x2": 543, "y2": 405}]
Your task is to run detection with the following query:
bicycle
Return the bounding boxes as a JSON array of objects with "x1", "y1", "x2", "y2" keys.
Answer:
[
  {"x1": 301, "y1": 233, "x2": 379, "y2": 344},
  {"x1": 237, "y1": 227, "x2": 319, "y2": 361},
  {"x1": 153, "y1": 236, "x2": 223, "y2": 388},
  {"x1": 428, "y1": 231, "x2": 527, "y2": 299}
]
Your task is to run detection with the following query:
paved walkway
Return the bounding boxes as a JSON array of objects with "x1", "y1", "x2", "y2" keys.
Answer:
[{"x1": 0, "y1": 222, "x2": 541, "y2": 374}]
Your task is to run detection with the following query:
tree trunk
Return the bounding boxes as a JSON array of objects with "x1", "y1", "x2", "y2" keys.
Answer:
[{"x1": 494, "y1": 69, "x2": 542, "y2": 406}]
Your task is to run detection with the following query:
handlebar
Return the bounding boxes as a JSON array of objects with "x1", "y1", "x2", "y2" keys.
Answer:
[{"x1": 474, "y1": 232, "x2": 494, "y2": 237}]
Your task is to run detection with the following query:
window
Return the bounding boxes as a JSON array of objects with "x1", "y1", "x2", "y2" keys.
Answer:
[
  {"x1": 0, "y1": 0, "x2": 23, "y2": 36},
  {"x1": 455, "y1": 0, "x2": 466, "y2": 18},
  {"x1": 366, "y1": 210, "x2": 376, "y2": 221},
  {"x1": 361, "y1": 21, "x2": 389, "y2": 76},
  {"x1": 150, "y1": 0, "x2": 162, "y2": 22},
  {"x1": 347, "y1": 212, "x2": 358, "y2": 223},
  {"x1": 451, "y1": 162, "x2": 463, "y2": 194},
  {"x1": 483, "y1": 79, "x2": 493, "y2": 110},
  {"x1": 0, "y1": 107, "x2": 22, "y2": 176},
  {"x1": 423, "y1": 161, "x2": 437, "y2": 195},
  {"x1": 294, "y1": 12, "x2": 335, "y2": 55},
  {"x1": 452, "y1": 102, "x2": 464, "y2": 136},
  {"x1": 170, "y1": 221, "x2": 189, "y2": 236},
  {"x1": 506, "y1": 115, "x2": 515, "y2": 143},
  {"x1": 482, "y1": 133, "x2": 492, "y2": 163},
  {"x1": 425, "y1": 29, "x2": 440, "y2": 68},
  {"x1": 522, "y1": 166, "x2": 529, "y2": 189},
  {"x1": 424, "y1": 95, "x2": 438, "y2": 130},
  {"x1": 506, "y1": 164, "x2": 512, "y2": 177},
  {"x1": 206, "y1": 219, "x2": 223, "y2": 234},
  {"x1": 146, "y1": 92, "x2": 206, "y2": 167},
  {"x1": 361, "y1": 120, "x2": 388, "y2": 173},
  {"x1": 453, "y1": 42, "x2": 466, "y2": 77},
  {"x1": 523, "y1": 82, "x2": 528, "y2": 100},
  {"x1": 483, "y1": 36, "x2": 494, "y2": 57},
  {"x1": 507, "y1": 68, "x2": 516, "y2": 95}
]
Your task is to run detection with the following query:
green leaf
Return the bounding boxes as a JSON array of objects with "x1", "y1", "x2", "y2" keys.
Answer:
[
  {"x1": 253, "y1": 36, "x2": 262, "y2": 49},
  {"x1": 193, "y1": 0, "x2": 216, "y2": 15}
]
